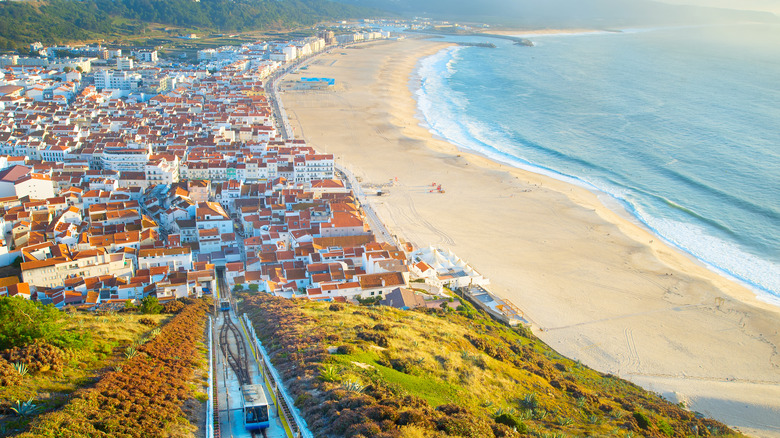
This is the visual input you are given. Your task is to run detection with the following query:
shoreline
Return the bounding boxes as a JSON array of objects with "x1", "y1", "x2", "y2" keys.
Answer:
[
  {"x1": 413, "y1": 35, "x2": 780, "y2": 305},
  {"x1": 282, "y1": 38, "x2": 780, "y2": 436},
  {"x1": 410, "y1": 49, "x2": 780, "y2": 308},
  {"x1": 410, "y1": 40, "x2": 779, "y2": 317}
]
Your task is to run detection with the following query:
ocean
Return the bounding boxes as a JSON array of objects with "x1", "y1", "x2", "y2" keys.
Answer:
[{"x1": 412, "y1": 24, "x2": 780, "y2": 303}]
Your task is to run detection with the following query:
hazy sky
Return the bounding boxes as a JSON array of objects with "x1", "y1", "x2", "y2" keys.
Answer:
[{"x1": 658, "y1": 0, "x2": 780, "y2": 14}]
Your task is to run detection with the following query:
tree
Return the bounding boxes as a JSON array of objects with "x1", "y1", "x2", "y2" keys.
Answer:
[
  {"x1": 248, "y1": 284, "x2": 259, "y2": 292},
  {"x1": 0, "y1": 297, "x2": 64, "y2": 350},
  {"x1": 140, "y1": 295, "x2": 162, "y2": 314},
  {"x1": 75, "y1": 65, "x2": 83, "y2": 72},
  {"x1": 63, "y1": 66, "x2": 72, "y2": 73}
]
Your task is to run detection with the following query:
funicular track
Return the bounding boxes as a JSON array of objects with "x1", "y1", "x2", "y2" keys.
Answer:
[
  {"x1": 250, "y1": 429, "x2": 268, "y2": 438},
  {"x1": 219, "y1": 313, "x2": 252, "y2": 386}
]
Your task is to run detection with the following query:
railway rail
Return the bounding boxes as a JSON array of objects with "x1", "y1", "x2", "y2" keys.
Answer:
[{"x1": 219, "y1": 315, "x2": 252, "y2": 386}]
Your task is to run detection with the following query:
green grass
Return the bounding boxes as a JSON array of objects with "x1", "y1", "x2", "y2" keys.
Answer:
[
  {"x1": 330, "y1": 349, "x2": 462, "y2": 407},
  {"x1": 245, "y1": 294, "x2": 746, "y2": 438}
]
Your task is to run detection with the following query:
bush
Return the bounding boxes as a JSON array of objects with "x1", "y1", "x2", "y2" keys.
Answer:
[
  {"x1": 18, "y1": 300, "x2": 210, "y2": 437},
  {"x1": 397, "y1": 408, "x2": 432, "y2": 428},
  {"x1": 337, "y1": 344, "x2": 356, "y2": 355},
  {"x1": 139, "y1": 317, "x2": 157, "y2": 326},
  {"x1": 329, "y1": 303, "x2": 344, "y2": 311},
  {"x1": 1, "y1": 339, "x2": 64, "y2": 373},
  {"x1": 492, "y1": 422, "x2": 523, "y2": 437},
  {"x1": 162, "y1": 300, "x2": 185, "y2": 314},
  {"x1": 0, "y1": 357, "x2": 22, "y2": 386},
  {"x1": 345, "y1": 421, "x2": 382, "y2": 438},
  {"x1": 357, "y1": 331, "x2": 389, "y2": 348},
  {"x1": 633, "y1": 411, "x2": 650, "y2": 429},
  {"x1": 658, "y1": 419, "x2": 674, "y2": 436},
  {"x1": 0, "y1": 297, "x2": 65, "y2": 350},
  {"x1": 140, "y1": 296, "x2": 162, "y2": 314},
  {"x1": 295, "y1": 393, "x2": 312, "y2": 408},
  {"x1": 494, "y1": 413, "x2": 523, "y2": 430}
]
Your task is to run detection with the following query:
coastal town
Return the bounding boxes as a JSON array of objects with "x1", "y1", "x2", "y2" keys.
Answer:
[
  {"x1": 0, "y1": 25, "x2": 523, "y2": 325},
  {"x1": 0, "y1": 4, "x2": 776, "y2": 437}
]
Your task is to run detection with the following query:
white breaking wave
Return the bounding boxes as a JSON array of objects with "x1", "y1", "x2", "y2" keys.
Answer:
[{"x1": 414, "y1": 44, "x2": 780, "y2": 303}]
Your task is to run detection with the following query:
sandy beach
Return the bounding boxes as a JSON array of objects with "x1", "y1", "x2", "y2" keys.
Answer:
[{"x1": 281, "y1": 38, "x2": 780, "y2": 437}]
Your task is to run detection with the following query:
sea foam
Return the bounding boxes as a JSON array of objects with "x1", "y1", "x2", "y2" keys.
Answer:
[{"x1": 413, "y1": 26, "x2": 780, "y2": 303}]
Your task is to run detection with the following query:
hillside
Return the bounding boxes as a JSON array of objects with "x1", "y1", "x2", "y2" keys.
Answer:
[
  {"x1": 242, "y1": 293, "x2": 742, "y2": 438},
  {"x1": 338, "y1": 0, "x2": 778, "y2": 28},
  {"x1": 0, "y1": 297, "x2": 210, "y2": 438},
  {"x1": 0, "y1": 0, "x2": 379, "y2": 49}
]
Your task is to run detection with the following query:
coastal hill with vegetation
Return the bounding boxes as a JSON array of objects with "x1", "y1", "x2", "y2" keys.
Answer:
[
  {"x1": 242, "y1": 293, "x2": 742, "y2": 438},
  {"x1": 2, "y1": 0, "x2": 776, "y2": 50},
  {"x1": 337, "y1": 0, "x2": 778, "y2": 27},
  {"x1": 0, "y1": 0, "x2": 376, "y2": 49}
]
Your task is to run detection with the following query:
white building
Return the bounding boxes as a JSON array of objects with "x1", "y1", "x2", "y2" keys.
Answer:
[
  {"x1": 94, "y1": 70, "x2": 142, "y2": 91},
  {"x1": 14, "y1": 174, "x2": 55, "y2": 200},
  {"x1": 409, "y1": 246, "x2": 489, "y2": 288},
  {"x1": 293, "y1": 154, "x2": 334, "y2": 183},
  {"x1": 137, "y1": 247, "x2": 193, "y2": 271},
  {"x1": 21, "y1": 252, "x2": 134, "y2": 288},
  {"x1": 198, "y1": 49, "x2": 217, "y2": 61},
  {"x1": 100, "y1": 146, "x2": 150, "y2": 172},
  {"x1": 145, "y1": 156, "x2": 179, "y2": 184},
  {"x1": 131, "y1": 50, "x2": 158, "y2": 63},
  {"x1": 116, "y1": 57, "x2": 134, "y2": 70},
  {"x1": 49, "y1": 57, "x2": 93, "y2": 73},
  {"x1": 195, "y1": 202, "x2": 232, "y2": 234}
]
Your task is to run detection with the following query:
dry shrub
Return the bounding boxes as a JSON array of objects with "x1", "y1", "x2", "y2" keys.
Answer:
[
  {"x1": 397, "y1": 425, "x2": 438, "y2": 438},
  {"x1": 0, "y1": 357, "x2": 22, "y2": 386},
  {"x1": 357, "y1": 331, "x2": 388, "y2": 347},
  {"x1": 464, "y1": 334, "x2": 511, "y2": 361},
  {"x1": 329, "y1": 303, "x2": 344, "y2": 311},
  {"x1": 397, "y1": 408, "x2": 434, "y2": 429},
  {"x1": 162, "y1": 300, "x2": 186, "y2": 314},
  {"x1": 17, "y1": 300, "x2": 210, "y2": 438},
  {"x1": 492, "y1": 422, "x2": 522, "y2": 437},
  {"x1": 346, "y1": 421, "x2": 382, "y2": 438},
  {"x1": 139, "y1": 317, "x2": 157, "y2": 326},
  {"x1": 1, "y1": 339, "x2": 64, "y2": 373},
  {"x1": 337, "y1": 344, "x2": 357, "y2": 355}
]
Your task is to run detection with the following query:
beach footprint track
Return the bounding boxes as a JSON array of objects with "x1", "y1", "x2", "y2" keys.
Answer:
[
  {"x1": 404, "y1": 192, "x2": 455, "y2": 246},
  {"x1": 624, "y1": 327, "x2": 642, "y2": 371}
]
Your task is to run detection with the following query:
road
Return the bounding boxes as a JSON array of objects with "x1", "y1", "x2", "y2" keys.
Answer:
[
  {"x1": 265, "y1": 50, "x2": 397, "y2": 246},
  {"x1": 335, "y1": 166, "x2": 395, "y2": 244}
]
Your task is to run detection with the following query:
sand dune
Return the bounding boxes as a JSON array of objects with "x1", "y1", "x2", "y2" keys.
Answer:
[{"x1": 282, "y1": 38, "x2": 780, "y2": 437}]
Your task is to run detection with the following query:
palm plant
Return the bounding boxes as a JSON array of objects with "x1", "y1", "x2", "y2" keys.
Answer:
[
  {"x1": 318, "y1": 365, "x2": 339, "y2": 382},
  {"x1": 12, "y1": 362, "x2": 28, "y2": 377},
  {"x1": 340, "y1": 380, "x2": 365, "y2": 393},
  {"x1": 11, "y1": 398, "x2": 40, "y2": 417},
  {"x1": 124, "y1": 347, "x2": 138, "y2": 359}
]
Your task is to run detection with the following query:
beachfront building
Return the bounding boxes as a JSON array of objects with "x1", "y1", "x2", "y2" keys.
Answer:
[{"x1": 409, "y1": 246, "x2": 489, "y2": 288}]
